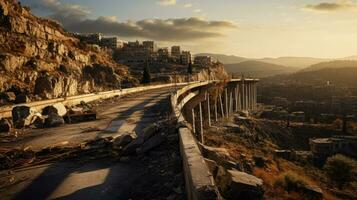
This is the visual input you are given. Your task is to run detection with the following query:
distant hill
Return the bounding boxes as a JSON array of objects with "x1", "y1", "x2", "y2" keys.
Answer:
[
  {"x1": 258, "y1": 57, "x2": 331, "y2": 69},
  {"x1": 339, "y1": 55, "x2": 357, "y2": 60},
  {"x1": 261, "y1": 67, "x2": 357, "y2": 87},
  {"x1": 224, "y1": 60, "x2": 298, "y2": 78},
  {"x1": 302, "y1": 60, "x2": 357, "y2": 72},
  {"x1": 194, "y1": 53, "x2": 248, "y2": 64}
]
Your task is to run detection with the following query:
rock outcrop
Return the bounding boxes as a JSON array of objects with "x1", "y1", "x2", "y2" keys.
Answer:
[{"x1": 0, "y1": 0, "x2": 136, "y2": 104}]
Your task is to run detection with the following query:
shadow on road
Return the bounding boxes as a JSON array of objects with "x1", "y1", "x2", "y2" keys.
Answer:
[{"x1": 12, "y1": 90, "x2": 175, "y2": 200}]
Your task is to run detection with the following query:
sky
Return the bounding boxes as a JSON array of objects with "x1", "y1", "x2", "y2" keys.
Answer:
[{"x1": 19, "y1": 0, "x2": 357, "y2": 58}]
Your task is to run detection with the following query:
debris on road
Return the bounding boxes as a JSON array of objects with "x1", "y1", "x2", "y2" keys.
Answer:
[
  {"x1": 44, "y1": 113, "x2": 65, "y2": 128},
  {"x1": 0, "y1": 118, "x2": 12, "y2": 133}
]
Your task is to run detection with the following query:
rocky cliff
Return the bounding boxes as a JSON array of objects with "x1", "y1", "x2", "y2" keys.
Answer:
[{"x1": 0, "y1": 0, "x2": 135, "y2": 105}]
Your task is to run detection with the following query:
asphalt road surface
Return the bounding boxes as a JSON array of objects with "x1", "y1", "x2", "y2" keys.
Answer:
[{"x1": 0, "y1": 86, "x2": 186, "y2": 200}]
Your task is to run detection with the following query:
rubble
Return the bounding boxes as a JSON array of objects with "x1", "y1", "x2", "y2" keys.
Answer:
[
  {"x1": 113, "y1": 133, "x2": 133, "y2": 149},
  {"x1": 142, "y1": 123, "x2": 158, "y2": 141},
  {"x1": 0, "y1": 118, "x2": 11, "y2": 133},
  {"x1": 44, "y1": 113, "x2": 64, "y2": 128},
  {"x1": 52, "y1": 103, "x2": 67, "y2": 116},
  {"x1": 42, "y1": 105, "x2": 59, "y2": 116},
  {"x1": 199, "y1": 144, "x2": 238, "y2": 170},
  {"x1": 302, "y1": 185, "x2": 323, "y2": 200},
  {"x1": 0, "y1": 92, "x2": 16, "y2": 102},
  {"x1": 136, "y1": 133, "x2": 166, "y2": 154},
  {"x1": 215, "y1": 167, "x2": 264, "y2": 200},
  {"x1": 14, "y1": 94, "x2": 30, "y2": 104},
  {"x1": 253, "y1": 155, "x2": 267, "y2": 168},
  {"x1": 12, "y1": 106, "x2": 33, "y2": 128}
]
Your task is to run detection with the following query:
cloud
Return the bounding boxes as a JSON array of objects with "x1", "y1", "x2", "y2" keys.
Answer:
[
  {"x1": 20, "y1": 0, "x2": 236, "y2": 42},
  {"x1": 193, "y1": 9, "x2": 202, "y2": 13},
  {"x1": 305, "y1": 0, "x2": 357, "y2": 12},
  {"x1": 157, "y1": 0, "x2": 177, "y2": 6},
  {"x1": 66, "y1": 17, "x2": 236, "y2": 41},
  {"x1": 184, "y1": 3, "x2": 193, "y2": 8}
]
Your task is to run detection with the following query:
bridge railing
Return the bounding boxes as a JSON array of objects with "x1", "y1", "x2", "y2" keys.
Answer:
[
  {"x1": 0, "y1": 82, "x2": 193, "y2": 118},
  {"x1": 170, "y1": 78, "x2": 259, "y2": 200}
]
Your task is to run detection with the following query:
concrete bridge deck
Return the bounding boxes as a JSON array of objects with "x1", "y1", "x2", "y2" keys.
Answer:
[{"x1": 0, "y1": 86, "x2": 185, "y2": 200}]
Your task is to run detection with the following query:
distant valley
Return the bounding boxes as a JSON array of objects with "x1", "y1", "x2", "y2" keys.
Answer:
[{"x1": 196, "y1": 53, "x2": 357, "y2": 78}]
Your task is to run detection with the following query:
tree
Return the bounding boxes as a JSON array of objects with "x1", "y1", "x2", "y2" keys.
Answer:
[
  {"x1": 324, "y1": 154, "x2": 356, "y2": 189},
  {"x1": 141, "y1": 66, "x2": 151, "y2": 84}
]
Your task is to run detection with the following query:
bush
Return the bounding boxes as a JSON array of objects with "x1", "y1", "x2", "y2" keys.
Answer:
[
  {"x1": 324, "y1": 154, "x2": 357, "y2": 189},
  {"x1": 274, "y1": 171, "x2": 308, "y2": 192}
]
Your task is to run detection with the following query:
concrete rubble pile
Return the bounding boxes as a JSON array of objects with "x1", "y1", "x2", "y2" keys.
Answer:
[
  {"x1": 0, "y1": 101, "x2": 97, "y2": 134},
  {"x1": 200, "y1": 144, "x2": 265, "y2": 200},
  {"x1": 0, "y1": 120, "x2": 174, "y2": 170}
]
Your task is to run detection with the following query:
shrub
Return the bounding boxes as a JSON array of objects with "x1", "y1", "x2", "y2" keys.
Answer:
[
  {"x1": 324, "y1": 154, "x2": 357, "y2": 189},
  {"x1": 274, "y1": 171, "x2": 308, "y2": 192}
]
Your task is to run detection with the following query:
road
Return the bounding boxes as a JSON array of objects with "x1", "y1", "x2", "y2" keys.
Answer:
[
  {"x1": 1, "y1": 87, "x2": 175, "y2": 151},
  {"x1": 0, "y1": 86, "x2": 186, "y2": 200}
]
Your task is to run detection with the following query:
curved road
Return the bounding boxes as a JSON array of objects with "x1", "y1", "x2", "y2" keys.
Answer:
[{"x1": 0, "y1": 86, "x2": 185, "y2": 200}]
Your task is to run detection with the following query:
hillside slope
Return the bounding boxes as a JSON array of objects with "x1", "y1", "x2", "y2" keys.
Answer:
[
  {"x1": 195, "y1": 53, "x2": 248, "y2": 64},
  {"x1": 0, "y1": 0, "x2": 135, "y2": 103},
  {"x1": 224, "y1": 60, "x2": 298, "y2": 77},
  {"x1": 301, "y1": 60, "x2": 357, "y2": 72},
  {"x1": 261, "y1": 67, "x2": 357, "y2": 87},
  {"x1": 258, "y1": 57, "x2": 331, "y2": 69}
]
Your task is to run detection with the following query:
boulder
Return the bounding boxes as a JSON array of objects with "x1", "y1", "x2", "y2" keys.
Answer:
[
  {"x1": 0, "y1": 92, "x2": 16, "y2": 102},
  {"x1": 32, "y1": 115, "x2": 45, "y2": 128},
  {"x1": 44, "y1": 113, "x2": 64, "y2": 127},
  {"x1": 14, "y1": 93, "x2": 30, "y2": 104},
  {"x1": 42, "y1": 103, "x2": 67, "y2": 117},
  {"x1": 113, "y1": 134, "x2": 133, "y2": 149},
  {"x1": 204, "y1": 158, "x2": 219, "y2": 178},
  {"x1": 253, "y1": 155, "x2": 267, "y2": 168},
  {"x1": 0, "y1": 118, "x2": 11, "y2": 133},
  {"x1": 136, "y1": 133, "x2": 166, "y2": 154},
  {"x1": 302, "y1": 185, "x2": 323, "y2": 200},
  {"x1": 52, "y1": 103, "x2": 67, "y2": 116},
  {"x1": 42, "y1": 105, "x2": 58, "y2": 116},
  {"x1": 215, "y1": 167, "x2": 264, "y2": 200},
  {"x1": 141, "y1": 123, "x2": 158, "y2": 141},
  {"x1": 12, "y1": 106, "x2": 30, "y2": 128},
  {"x1": 200, "y1": 144, "x2": 238, "y2": 170}
]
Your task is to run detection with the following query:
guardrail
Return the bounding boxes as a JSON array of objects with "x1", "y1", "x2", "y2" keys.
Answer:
[
  {"x1": 170, "y1": 81, "x2": 218, "y2": 200},
  {"x1": 171, "y1": 78, "x2": 259, "y2": 200},
  {"x1": 0, "y1": 82, "x2": 192, "y2": 118}
]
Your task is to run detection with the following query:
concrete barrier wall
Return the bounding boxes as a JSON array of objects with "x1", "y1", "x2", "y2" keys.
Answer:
[
  {"x1": 171, "y1": 78, "x2": 259, "y2": 200},
  {"x1": 170, "y1": 81, "x2": 218, "y2": 199},
  {"x1": 0, "y1": 82, "x2": 192, "y2": 118}
]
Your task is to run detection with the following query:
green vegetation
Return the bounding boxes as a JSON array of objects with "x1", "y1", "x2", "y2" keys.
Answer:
[
  {"x1": 324, "y1": 154, "x2": 357, "y2": 189},
  {"x1": 274, "y1": 171, "x2": 308, "y2": 192},
  {"x1": 141, "y1": 66, "x2": 151, "y2": 84}
]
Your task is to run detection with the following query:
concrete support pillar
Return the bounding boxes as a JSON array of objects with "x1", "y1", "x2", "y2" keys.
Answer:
[
  {"x1": 207, "y1": 93, "x2": 211, "y2": 127},
  {"x1": 230, "y1": 92, "x2": 234, "y2": 114},
  {"x1": 249, "y1": 83, "x2": 253, "y2": 110},
  {"x1": 225, "y1": 88, "x2": 229, "y2": 117},
  {"x1": 192, "y1": 108, "x2": 195, "y2": 134},
  {"x1": 235, "y1": 85, "x2": 239, "y2": 112},
  {"x1": 242, "y1": 83, "x2": 245, "y2": 110},
  {"x1": 245, "y1": 84, "x2": 248, "y2": 111},
  {"x1": 219, "y1": 93, "x2": 224, "y2": 117},
  {"x1": 241, "y1": 83, "x2": 245, "y2": 110},
  {"x1": 199, "y1": 102, "x2": 204, "y2": 144},
  {"x1": 255, "y1": 83, "x2": 258, "y2": 110},
  {"x1": 215, "y1": 99, "x2": 218, "y2": 122}
]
